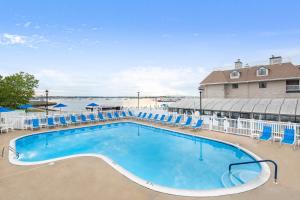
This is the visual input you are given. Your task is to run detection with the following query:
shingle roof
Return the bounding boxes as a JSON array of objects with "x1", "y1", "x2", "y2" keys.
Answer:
[{"x1": 201, "y1": 63, "x2": 300, "y2": 85}]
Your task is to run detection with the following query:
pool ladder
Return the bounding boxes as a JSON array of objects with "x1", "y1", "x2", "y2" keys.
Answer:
[
  {"x1": 8, "y1": 146, "x2": 19, "y2": 159},
  {"x1": 229, "y1": 159, "x2": 278, "y2": 184}
]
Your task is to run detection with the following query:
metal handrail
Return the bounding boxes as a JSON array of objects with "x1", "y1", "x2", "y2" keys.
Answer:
[
  {"x1": 9, "y1": 146, "x2": 19, "y2": 159},
  {"x1": 229, "y1": 159, "x2": 278, "y2": 183}
]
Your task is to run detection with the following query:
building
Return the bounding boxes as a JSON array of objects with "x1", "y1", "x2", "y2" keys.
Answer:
[
  {"x1": 201, "y1": 56, "x2": 300, "y2": 98},
  {"x1": 169, "y1": 56, "x2": 300, "y2": 123}
]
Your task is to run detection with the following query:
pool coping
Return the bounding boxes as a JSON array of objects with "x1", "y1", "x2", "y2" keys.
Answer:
[{"x1": 9, "y1": 120, "x2": 271, "y2": 197}]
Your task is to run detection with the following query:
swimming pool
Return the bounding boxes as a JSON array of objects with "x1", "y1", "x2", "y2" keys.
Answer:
[{"x1": 9, "y1": 122, "x2": 270, "y2": 196}]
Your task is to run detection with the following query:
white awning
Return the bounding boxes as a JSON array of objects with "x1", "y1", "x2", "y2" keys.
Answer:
[
  {"x1": 265, "y1": 98, "x2": 284, "y2": 115},
  {"x1": 231, "y1": 99, "x2": 249, "y2": 112},
  {"x1": 252, "y1": 99, "x2": 271, "y2": 113},
  {"x1": 241, "y1": 98, "x2": 260, "y2": 113},
  {"x1": 169, "y1": 98, "x2": 300, "y2": 116},
  {"x1": 280, "y1": 99, "x2": 297, "y2": 115}
]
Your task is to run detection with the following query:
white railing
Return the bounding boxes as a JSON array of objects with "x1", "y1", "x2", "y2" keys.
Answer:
[
  {"x1": 2, "y1": 109, "x2": 300, "y2": 144},
  {"x1": 286, "y1": 85, "x2": 300, "y2": 91}
]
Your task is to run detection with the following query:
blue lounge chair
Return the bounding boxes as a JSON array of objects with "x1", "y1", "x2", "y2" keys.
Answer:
[
  {"x1": 114, "y1": 112, "x2": 120, "y2": 119},
  {"x1": 171, "y1": 116, "x2": 182, "y2": 126},
  {"x1": 89, "y1": 114, "x2": 96, "y2": 122},
  {"x1": 192, "y1": 119, "x2": 203, "y2": 129},
  {"x1": 139, "y1": 113, "x2": 147, "y2": 120},
  {"x1": 121, "y1": 111, "x2": 127, "y2": 118},
  {"x1": 47, "y1": 117, "x2": 56, "y2": 128},
  {"x1": 281, "y1": 128, "x2": 296, "y2": 147},
  {"x1": 136, "y1": 112, "x2": 142, "y2": 118},
  {"x1": 180, "y1": 117, "x2": 192, "y2": 128},
  {"x1": 151, "y1": 114, "x2": 159, "y2": 122},
  {"x1": 156, "y1": 115, "x2": 165, "y2": 123},
  {"x1": 59, "y1": 116, "x2": 68, "y2": 126},
  {"x1": 128, "y1": 111, "x2": 134, "y2": 117},
  {"x1": 259, "y1": 126, "x2": 272, "y2": 141},
  {"x1": 98, "y1": 112, "x2": 105, "y2": 121},
  {"x1": 81, "y1": 114, "x2": 89, "y2": 123},
  {"x1": 107, "y1": 112, "x2": 114, "y2": 120},
  {"x1": 31, "y1": 118, "x2": 40, "y2": 129},
  {"x1": 146, "y1": 113, "x2": 153, "y2": 121},
  {"x1": 70, "y1": 115, "x2": 80, "y2": 125},
  {"x1": 164, "y1": 115, "x2": 173, "y2": 124}
]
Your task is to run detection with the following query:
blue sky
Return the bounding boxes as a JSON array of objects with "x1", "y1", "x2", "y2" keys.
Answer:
[{"x1": 1, "y1": 0, "x2": 300, "y2": 96}]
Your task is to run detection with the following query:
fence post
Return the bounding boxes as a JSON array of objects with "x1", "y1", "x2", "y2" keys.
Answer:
[
  {"x1": 224, "y1": 117, "x2": 228, "y2": 133},
  {"x1": 209, "y1": 116, "x2": 213, "y2": 130}
]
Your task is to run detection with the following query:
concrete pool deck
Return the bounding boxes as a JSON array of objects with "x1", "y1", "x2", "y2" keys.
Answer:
[{"x1": 0, "y1": 119, "x2": 299, "y2": 200}]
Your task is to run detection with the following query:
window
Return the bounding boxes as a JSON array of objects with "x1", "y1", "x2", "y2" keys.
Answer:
[
  {"x1": 232, "y1": 84, "x2": 238, "y2": 89},
  {"x1": 259, "y1": 82, "x2": 267, "y2": 88},
  {"x1": 257, "y1": 67, "x2": 268, "y2": 76},
  {"x1": 230, "y1": 70, "x2": 240, "y2": 79}
]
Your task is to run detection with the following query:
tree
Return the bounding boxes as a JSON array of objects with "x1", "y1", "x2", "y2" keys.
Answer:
[{"x1": 0, "y1": 72, "x2": 39, "y2": 108}]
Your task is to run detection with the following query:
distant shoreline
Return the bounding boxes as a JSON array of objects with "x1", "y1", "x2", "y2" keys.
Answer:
[{"x1": 32, "y1": 96, "x2": 195, "y2": 99}]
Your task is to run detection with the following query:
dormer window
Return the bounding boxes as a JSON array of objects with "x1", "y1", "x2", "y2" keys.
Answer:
[
  {"x1": 257, "y1": 67, "x2": 268, "y2": 76},
  {"x1": 230, "y1": 70, "x2": 240, "y2": 79}
]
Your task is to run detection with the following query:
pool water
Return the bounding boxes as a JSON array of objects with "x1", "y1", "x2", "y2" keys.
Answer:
[{"x1": 15, "y1": 122, "x2": 262, "y2": 190}]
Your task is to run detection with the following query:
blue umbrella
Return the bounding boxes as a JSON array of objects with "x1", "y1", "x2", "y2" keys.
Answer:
[
  {"x1": 87, "y1": 103, "x2": 99, "y2": 107},
  {"x1": 0, "y1": 107, "x2": 12, "y2": 123},
  {"x1": 54, "y1": 103, "x2": 67, "y2": 113},
  {"x1": 18, "y1": 104, "x2": 33, "y2": 109},
  {"x1": 0, "y1": 107, "x2": 12, "y2": 112},
  {"x1": 54, "y1": 103, "x2": 67, "y2": 108},
  {"x1": 86, "y1": 103, "x2": 99, "y2": 112}
]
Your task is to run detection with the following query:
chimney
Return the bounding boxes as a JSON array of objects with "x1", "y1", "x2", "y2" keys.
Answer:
[
  {"x1": 234, "y1": 59, "x2": 243, "y2": 69},
  {"x1": 269, "y1": 55, "x2": 282, "y2": 65}
]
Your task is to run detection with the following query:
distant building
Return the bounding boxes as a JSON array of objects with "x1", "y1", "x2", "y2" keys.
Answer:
[{"x1": 169, "y1": 56, "x2": 300, "y2": 123}]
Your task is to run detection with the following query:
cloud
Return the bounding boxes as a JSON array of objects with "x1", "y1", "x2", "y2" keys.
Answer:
[
  {"x1": 0, "y1": 33, "x2": 26, "y2": 45},
  {"x1": 0, "y1": 33, "x2": 48, "y2": 48},
  {"x1": 24, "y1": 21, "x2": 32, "y2": 28},
  {"x1": 34, "y1": 66, "x2": 209, "y2": 96}
]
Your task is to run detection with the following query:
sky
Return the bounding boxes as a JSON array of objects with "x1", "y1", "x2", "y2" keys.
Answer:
[{"x1": 1, "y1": 0, "x2": 300, "y2": 96}]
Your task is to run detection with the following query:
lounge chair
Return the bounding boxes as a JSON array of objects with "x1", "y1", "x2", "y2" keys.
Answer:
[
  {"x1": 136, "y1": 112, "x2": 142, "y2": 118},
  {"x1": 128, "y1": 111, "x2": 134, "y2": 117},
  {"x1": 259, "y1": 126, "x2": 272, "y2": 141},
  {"x1": 180, "y1": 116, "x2": 192, "y2": 128},
  {"x1": 151, "y1": 114, "x2": 159, "y2": 122},
  {"x1": 47, "y1": 117, "x2": 56, "y2": 128},
  {"x1": 59, "y1": 116, "x2": 68, "y2": 126},
  {"x1": 170, "y1": 116, "x2": 182, "y2": 126},
  {"x1": 121, "y1": 111, "x2": 127, "y2": 118},
  {"x1": 114, "y1": 112, "x2": 120, "y2": 119},
  {"x1": 70, "y1": 115, "x2": 80, "y2": 125},
  {"x1": 31, "y1": 118, "x2": 40, "y2": 130},
  {"x1": 138, "y1": 113, "x2": 147, "y2": 120},
  {"x1": 281, "y1": 128, "x2": 296, "y2": 148},
  {"x1": 0, "y1": 125, "x2": 8, "y2": 133},
  {"x1": 192, "y1": 119, "x2": 203, "y2": 130},
  {"x1": 146, "y1": 113, "x2": 153, "y2": 121},
  {"x1": 80, "y1": 114, "x2": 89, "y2": 123},
  {"x1": 89, "y1": 114, "x2": 96, "y2": 122},
  {"x1": 156, "y1": 115, "x2": 165, "y2": 123},
  {"x1": 98, "y1": 112, "x2": 105, "y2": 121},
  {"x1": 163, "y1": 115, "x2": 173, "y2": 124},
  {"x1": 107, "y1": 112, "x2": 114, "y2": 120}
]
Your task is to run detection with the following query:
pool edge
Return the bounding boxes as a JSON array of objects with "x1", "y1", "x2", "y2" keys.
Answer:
[{"x1": 9, "y1": 121, "x2": 271, "y2": 197}]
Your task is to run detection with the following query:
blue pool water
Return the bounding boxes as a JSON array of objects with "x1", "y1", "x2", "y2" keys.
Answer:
[{"x1": 15, "y1": 122, "x2": 261, "y2": 190}]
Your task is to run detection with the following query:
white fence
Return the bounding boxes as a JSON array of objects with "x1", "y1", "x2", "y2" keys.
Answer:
[{"x1": 1, "y1": 109, "x2": 300, "y2": 143}]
